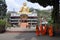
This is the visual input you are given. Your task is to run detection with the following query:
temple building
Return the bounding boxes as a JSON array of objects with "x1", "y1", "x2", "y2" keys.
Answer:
[{"x1": 9, "y1": 2, "x2": 38, "y2": 28}]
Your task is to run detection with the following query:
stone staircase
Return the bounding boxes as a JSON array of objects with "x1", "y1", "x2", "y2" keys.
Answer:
[{"x1": 6, "y1": 27, "x2": 36, "y2": 32}]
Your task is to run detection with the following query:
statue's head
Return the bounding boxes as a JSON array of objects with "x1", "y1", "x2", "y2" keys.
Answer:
[{"x1": 23, "y1": 2, "x2": 27, "y2": 6}]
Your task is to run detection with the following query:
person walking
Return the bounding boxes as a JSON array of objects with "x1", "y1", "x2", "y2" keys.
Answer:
[
  {"x1": 48, "y1": 24, "x2": 53, "y2": 37},
  {"x1": 36, "y1": 25, "x2": 40, "y2": 36}
]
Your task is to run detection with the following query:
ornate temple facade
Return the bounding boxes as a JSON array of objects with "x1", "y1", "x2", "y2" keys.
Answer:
[{"x1": 9, "y1": 2, "x2": 38, "y2": 27}]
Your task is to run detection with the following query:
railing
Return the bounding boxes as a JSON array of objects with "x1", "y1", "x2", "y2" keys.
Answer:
[
  {"x1": 10, "y1": 22, "x2": 37, "y2": 23},
  {"x1": 10, "y1": 19, "x2": 38, "y2": 20}
]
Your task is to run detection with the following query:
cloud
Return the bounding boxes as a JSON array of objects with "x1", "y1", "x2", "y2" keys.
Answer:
[
  {"x1": 27, "y1": 3, "x2": 53, "y2": 10},
  {"x1": 5, "y1": 0, "x2": 53, "y2": 12},
  {"x1": 6, "y1": 0, "x2": 20, "y2": 11}
]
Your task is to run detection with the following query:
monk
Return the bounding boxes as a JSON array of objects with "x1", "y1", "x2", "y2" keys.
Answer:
[
  {"x1": 42, "y1": 24, "x2": 47, "y2": 35},
  {"x1": 39, "y1": 24, "x2": 43, "y2": 35},
  {"x1": 48, "y1": 24, "x2": 53, "y2": 37},
  {"x1": 36, "y1": 25, "x2": 40, "y2": 36}
]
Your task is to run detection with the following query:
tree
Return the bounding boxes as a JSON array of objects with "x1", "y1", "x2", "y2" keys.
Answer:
[{"x1": 0, "y1": 0, "x2": 7, "y2": 19}]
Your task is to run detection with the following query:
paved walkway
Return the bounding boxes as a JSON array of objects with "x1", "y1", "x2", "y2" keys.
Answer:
[
  {"x1": 0, "y1": 27, "x2": 60, "y2": 40},
  {"x1": 0, "y1": 33, "x2": 60, "y2": 40}
]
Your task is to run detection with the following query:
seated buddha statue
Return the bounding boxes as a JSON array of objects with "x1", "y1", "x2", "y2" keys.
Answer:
[{"x1": 19, "y1": 2, "x2": 30, "y2": 14}]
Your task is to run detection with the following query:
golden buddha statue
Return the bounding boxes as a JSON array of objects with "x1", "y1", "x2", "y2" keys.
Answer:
[{"x1": 19, "y1": 2, "x2": 30, "y2": 14}]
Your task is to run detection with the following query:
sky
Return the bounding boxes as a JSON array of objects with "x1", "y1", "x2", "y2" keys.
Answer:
[{"x1": 5, "y1": 0, "x2": 53, "y2": 12}]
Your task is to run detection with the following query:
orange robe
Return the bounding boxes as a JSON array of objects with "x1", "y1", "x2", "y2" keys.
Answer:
[
  {"x1": 48, "y1": 26, "x2": 53, "y2": 37},
  {"x1": 36, "y1": 26, "x2": 40, "y2": 36},
  {"x1": 39, "y1": 24, "x2": 43, "y2": 35},
  {"x1": 42, "y1": 26, "x2": 47, "y2": 35}
]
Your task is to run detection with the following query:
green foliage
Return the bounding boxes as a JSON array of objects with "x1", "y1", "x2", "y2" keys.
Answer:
[
  {"x1": 0, "y1": 19, "x2": 6, "y2": 26},
  {"x1": 48, "y1": 19, "x2": 53, "y2": 25},
  {"x1": 6, "y1": 21, "x2": 12, "y2": 27},
  {"x1": 0, "y1": 19, "x2": 6, "y2": 33},
  {"x1": 36, "y1": 9, "x2": 52, "y2": 25}
]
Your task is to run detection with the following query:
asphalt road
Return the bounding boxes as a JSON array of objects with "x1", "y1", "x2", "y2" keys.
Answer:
[{"x1": 0, "y1": 33, "x2": 60, "y2": 40}]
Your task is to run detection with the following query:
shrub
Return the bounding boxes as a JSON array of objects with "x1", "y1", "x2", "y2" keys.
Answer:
[
  {"x1": 0, "y1": 20, "x2": 6, "y2": 33},
  {"x1": 48, "y1": 19, "x2": 53, "y2": 26}
]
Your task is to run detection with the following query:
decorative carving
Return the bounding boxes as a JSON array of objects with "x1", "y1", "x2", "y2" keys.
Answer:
[{"x1": 20, "y1": 14, "x2": 28, "y2": 20}]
